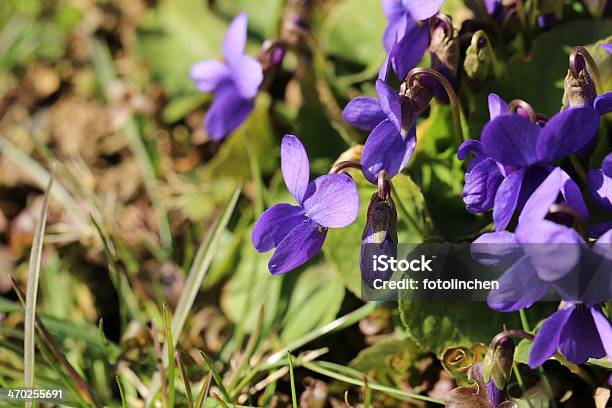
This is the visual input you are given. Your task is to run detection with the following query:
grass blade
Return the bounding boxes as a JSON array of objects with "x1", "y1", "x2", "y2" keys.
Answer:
[
  {"x1": 363, "y1": 376, "x2": 371, "y2": 408},
  {"x1": 212, "y1": 392, "x2": 231, "y2": 408},
  {"x1": 176, "y1": 351, "x2": 194, "y2": 408},
  {"x1": 195, "y1": 372, "x2": 212, "y2": 408},
  {"x1": 228, "y1": 305, "x2": 263, "y2": 394},
  {"x1": 24, "y1": 176, "x2": 52, "y2": 407},
  {"x1": 151, "y1": 320, "x2": 169, "y2": 408},
  {"x1": 90, "y1": 215, "x2": 143, "y2": 325},
  {"x1": 163, "y1": 304, "x2": 176, "y2": 407},
  {"x1": 288, "y1": 352, "x2": 297, "y2": 408},
  {"x1": 89, "y1": 38, "x2": 172, "y2": 253},
  {"x1": 200, "y1": 351, "x2": 231, "y2": 403},
  {"x1": 0, "y1": 138, "x2": 89, "y2": 230},
  {"x1": 145, "y1": 185, "x2": 241, "y2": 407},
  {"x1": 11, "y1": 277, "x2": 100, "y2": 407},
  {"x1": 116, "y1": 376, "x2": 129, "y2": 408},
  {"x1": 266, "y1": 302, "x2": 380, "y2": 365}
]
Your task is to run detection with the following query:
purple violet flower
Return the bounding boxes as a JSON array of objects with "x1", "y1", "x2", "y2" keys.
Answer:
[
  {"x1": 343, "y1": 79, "x2": 417, "y2": 183},
  {"x1": 588, "y1": 152, "x2": 612, "y2": 211},
  {"x1": 528, "y1": 302, "x2": 612, "y2": 368},
  {"x1": 252, "y1": 135, "x2": 359, "y2": 274},
  {"x1": 382, "y1": 0, "x2": 445, "y2": 79},
  {"x1": 190, "y1": 13, "x2": 263, "y2": 141},
  {"x1": 473, "y1": 168, "x2": 589, "y2": 312},
  {"x1": 458, "y1": 94, "x2": 508, "y2": 214},
  {"x1": 459, "y1": 94, "x2": 597, "y2": 231},
  {"x1": 601, "y1": 43, "x2": 612, "y2": 53}
]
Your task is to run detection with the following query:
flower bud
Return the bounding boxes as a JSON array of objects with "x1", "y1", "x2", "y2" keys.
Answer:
[
  {"x1": 483, "y1": 337, "x2": 515, "y2": 389},
  {"x1": 360, "y1": 193, "x2": 398, "y2": 288},
  {"x1": 563, "y1": 68, "x2": 596, "y2": 107},
  {"x1": 402, "y1": 76, "x2": 436, "y2": 115},
  {"x1": 464, "y1": 35, "x2": 491, "y2": 81},
  {"x1": 429, "y1": 21, "x2": 459, "y2": 79},
  {"x1": 429, "y1": 15, "x2": 459, "y2": 103}
]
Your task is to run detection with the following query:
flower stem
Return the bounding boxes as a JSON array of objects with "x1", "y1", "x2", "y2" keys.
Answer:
[
  {"x1": 569, "y1": 154, "x2": 588, "y2": 184},
  {"x1": 265, "y1": 302, "x2": 381, "y2": 365},
  {"x1": 507, "y1": 99, "x2": 537, "y2": 122},
  {"x1": 298, "y1": 359, "x2": 445, "y2": 405},
  {"x1": 570, "y1": 46, "x2": 603, "y2": 95},
  {"x1": 406, "y1": 68, "x2": 464, "y2": 146},
  {"x1": 552, "y1": 353, "x2": 596, "y2": 385},
  {"x1": 329, "y1": 160, "x2": 362, "y2": 174}
]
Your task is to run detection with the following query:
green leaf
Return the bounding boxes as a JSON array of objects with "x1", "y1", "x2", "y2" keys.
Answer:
[
  {"x1": 319, "y1": 0, "x2": 386, "y2": 67},
  {"x1": 220, "y1": 235, "x2": 283, "y2": 333},
  {"x1": 24, "y1": 176, "x2": 52, "y2": 404},
  {"x1": 213, "y1": 0, "x2": 283, "y2": 38},
  {"x1": 514, "y1": 339, "x2": 531, "y2": 365},
  {"x1": 206, "y1": 94, "x2": 278, "y2": 180},
  {"x1": 280, "y1": 263, "x2": 345, "y2": 343},
  {"x1": 470, "y1": 20, "x2": 612, "y2": 134},
  {"x1": 325, "y1": 171, "x2": 432, "y2": 295},
  {"x1": 137, "y1": 0, "x2": 227, "y2": 97},
  {"x1": 350, "y1": 337, "x2": 424, "y2": 378},
  {"x1": 398, "y1": 301, "x2": 521, "y2": 355},
  {"x1": 145, "y1": 186, "x2": 241, "y2": 408}
]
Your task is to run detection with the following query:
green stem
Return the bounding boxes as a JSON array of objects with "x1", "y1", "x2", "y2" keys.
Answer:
[
  {"x1": 569, "y1": 154, "x2": 588, "y2": 184},
  {"x1": 299, "y1": 360, "x2": 444, "y2": 405},
  {"x1": 265, "y1": 302, "x2": 380, "y2": 365},
  {"x1": 407, "y1": 68, "x2": 465, "y2": 146}
]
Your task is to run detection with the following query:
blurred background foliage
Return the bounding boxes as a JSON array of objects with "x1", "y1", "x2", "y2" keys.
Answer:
[{"x1": 0, "y1": 0, "x2": 610, "y2": 406}]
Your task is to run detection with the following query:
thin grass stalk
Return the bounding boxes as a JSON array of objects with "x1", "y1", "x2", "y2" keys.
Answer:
[
  {"x1": 151, "y1": 320, "x2": 169, "y2": 408},
  {"x1": 195, "y1": 372, "x2": 212, "y2": 408},
  {"x1": 145, "y1": 186, "x2": 241, "y2": 407},
  {"x1": 163, "y1": 304, "x2": 176, "y2": 407},
  {"x1": 11, "y1": 277, "x2": 100, "y2": 407},
  {"x1": 288, "y1": 352, "x2": 298, "y2": 408},
  {"x1": 299, "y1": 359, "x2": 445, "y2": 405},
  {"x1": 266, "y1": 302, "x2": 380, "y2": 364},
  {"x1": 176, "y1": 351, "x2": 194, "y2": 408},
  {"x1": 200, "y1": 351, "x2": 232, "y2": 402},
  {"x1": 227, "y1": 306, "x2": 264, "y2": 393},
  {"x1": 23, "y1": 176, "x2": 52, "y2": 408},
  {"x1": 212, "y1": 392, "x2": 231, "y2": 408},
  {"x1": 116, "y1": 377, "x2": 129, "y2": 408}
]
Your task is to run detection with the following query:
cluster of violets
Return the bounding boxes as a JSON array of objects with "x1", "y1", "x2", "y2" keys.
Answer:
[{"x1": 189, "y1": 0, "x2": 612, "y2": 385}]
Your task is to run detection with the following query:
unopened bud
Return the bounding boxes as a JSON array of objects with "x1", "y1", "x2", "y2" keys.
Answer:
[
  {"x1": 429, "y1": 20, "x2": 459, "y2": 78},
  {"x1": 360, "y1": 193, "x2": 398, "y2": 288},
  {"x1": 464, "y1": 35, "x2": 491, "y2": 81},
  {"x1": 563, "y1": 68, "x2": 596, "y2": 107},
  {"x1": 483, "y1": 337, "x2": 515, "y2": 389}
]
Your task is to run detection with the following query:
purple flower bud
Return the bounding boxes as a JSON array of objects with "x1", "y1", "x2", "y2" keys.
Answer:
[
  {"x1": 428, "y1": 14, "x2": 459, "y2": 103},
  {"x1": 360, "y1": 192, "x2": 398, "y2": 288},
  {"x1": 252, "y1": 135, "x2": 359, "y2": 275}
]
